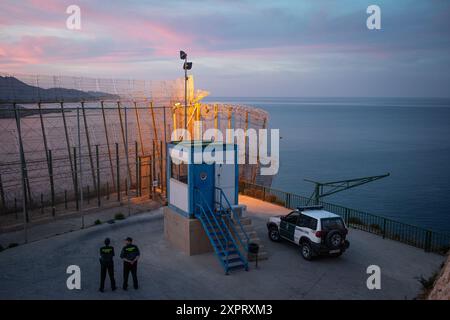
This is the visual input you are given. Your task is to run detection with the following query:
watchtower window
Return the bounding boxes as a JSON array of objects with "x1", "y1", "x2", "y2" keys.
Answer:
[{"x1": 171, "y1": 161, "x2": 188, "y2": 184}]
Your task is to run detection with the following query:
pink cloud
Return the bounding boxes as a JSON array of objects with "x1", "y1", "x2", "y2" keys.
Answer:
[
  {"x1": 0, "y1": 0, "x2": 398, "y2": 77},
  {"x1": 0, "y1": 0, "x2": 267, "y2": 70},
  {"x1": 80, "y1": 7, "x2": 197, "y2": 58},
  {"x1": 0, "y1": 36, "x2": 53, "y2": 65}
]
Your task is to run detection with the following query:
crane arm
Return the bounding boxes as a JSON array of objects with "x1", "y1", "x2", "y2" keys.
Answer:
[{"x1": 304, "y1": 173, "x2": 390, "y2": 204}]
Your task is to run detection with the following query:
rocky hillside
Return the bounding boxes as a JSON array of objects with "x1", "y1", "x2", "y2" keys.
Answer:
[
  {"x1": 428, "y1": 253, "x2": 450, "y2": 300},
  {"x1": 0, "y1": 76, "x2": 119, "y2": 103}
]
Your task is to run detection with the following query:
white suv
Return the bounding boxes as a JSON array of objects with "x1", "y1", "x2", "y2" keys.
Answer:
[{"x1": 266, "y1": 206, "x2": 350, "y2": 260}]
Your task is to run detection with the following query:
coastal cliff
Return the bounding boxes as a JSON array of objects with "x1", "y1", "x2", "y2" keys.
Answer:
[{"x1": 428, "y1": 253, "x2": 450, "y2": 300}]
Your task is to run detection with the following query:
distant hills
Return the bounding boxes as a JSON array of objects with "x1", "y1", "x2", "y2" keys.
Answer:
[{"x1": 0, "y1": 76, "x2": 120, "y2": 103}]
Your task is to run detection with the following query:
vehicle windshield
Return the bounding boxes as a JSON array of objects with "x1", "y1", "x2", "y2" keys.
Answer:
[{"x1": 321, "y1": 217, "x2": 345, "y2": 230}]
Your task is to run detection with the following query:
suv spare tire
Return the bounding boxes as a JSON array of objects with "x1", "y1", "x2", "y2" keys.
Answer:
[{"x1": 326, "y1": 230, "x2": 343, "y2": 249}]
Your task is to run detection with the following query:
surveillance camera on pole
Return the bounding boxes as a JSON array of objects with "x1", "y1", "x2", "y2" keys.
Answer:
[{"x1": 179, "y1": 50, "x2": 192, "y2": 137}]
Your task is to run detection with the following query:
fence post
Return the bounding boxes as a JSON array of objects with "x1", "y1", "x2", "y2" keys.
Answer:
[
  {"x1": 160, "y1": 140, "x2": 163, "y2": 192},
  {"x1": 116, "y1": 143, "x2": 121, "y2": 203},
  {"x1": 81, "y1": 102, "x2": 97, "y2": 193},
  {"x1": 76, "y1": 106, "x2": 85, "y2": 229},
  {"x1": 0, "y1": 174, "x2": 5, "y2": 214},
  {"x1": 133, "y1": 101, "x2": 145, "y2": 155},
  {"x1": 48, "y1": 150, "x2": 55, "y2": 217},
  {"x1": 148, "y1": 156, "x2": 152, "y2": 200},
  {"x1": 382, "y1": 218, "x2": 387, "y2": 239},
  {"x1": 135, "y1": 141, "x2": 139, "y2": 196},
  {"x1": 424, "y1": 230, "x2": 432, "y2": 252},
  {"x1": 96, "y1": 145, "x2": 101, "y2": 207},
  {"x1": 101, "y1": 101, "x2": 116, "y2": 189},
  {"x1": 344, "y1": 207, "x2": 349, "y2": 226},
  {"x1": 117, "y1": 101, "x2": 133, "y2": 186},
  {"x1": 14, "y1": 103, "x2": 30, "y2": 227},
  {"x1": 73, "y1": 147, "x2": 79, "y2": 210},
  {"x1": 60, "y1": 102, "x2": 76, "y2": 197},
  {"x1": 152, "y1": 140, "x2": 156, "y2": 199},
  {"x1": 137, "y1": 157, "x2": 141, "y2": 197},
  {"x1": 38, "y1": 103, "x2": 51, "y2": 196},
  {"x1": 262, "y1": 186, "x2": 266, "y2": 201},
  {"x1": 40, "y1": 193, "x2": 44, "y2": 215}
]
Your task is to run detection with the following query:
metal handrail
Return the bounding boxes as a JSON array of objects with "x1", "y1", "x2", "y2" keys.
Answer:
[
  {"x1": 215, "y1": 187, "x2": 250, "y2": 251},
  {"x1": 240, "y1": 180, "x2": 450, "y2": 254},
  {"x1": 194, "y1": 188, "x2": 232, "y2": 261},
  {"x1": 195, "y1": 187, "x2": 248, "y2": 265}
]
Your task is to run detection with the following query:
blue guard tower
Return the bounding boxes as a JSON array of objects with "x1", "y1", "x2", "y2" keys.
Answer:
[{"x1": 164, "y1": 140, "x2": 249, "y2": 274}]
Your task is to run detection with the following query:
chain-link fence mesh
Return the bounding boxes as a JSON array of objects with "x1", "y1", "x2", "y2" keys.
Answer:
[{"x1": 0, "y1": 74, "x2": 270, "y2": 243}]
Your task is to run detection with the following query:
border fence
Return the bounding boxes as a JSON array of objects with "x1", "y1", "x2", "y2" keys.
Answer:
[
  {"x1": 0, "y1": 74, "x2": 270, "y2": 244},
  {"x1": 239, "y1": 181, "x2": 450, "y2": 254}
]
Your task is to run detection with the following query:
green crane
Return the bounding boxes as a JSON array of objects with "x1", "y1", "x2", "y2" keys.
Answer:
[{"x1": 304, "y1": 173, "x2": 390, "y2": 205}]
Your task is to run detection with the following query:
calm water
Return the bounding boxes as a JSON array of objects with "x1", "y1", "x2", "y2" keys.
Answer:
[{"x1": 204, "y1": 97, "x2": 450, "y2": 234}]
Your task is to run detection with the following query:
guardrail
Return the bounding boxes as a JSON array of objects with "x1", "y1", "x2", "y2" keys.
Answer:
[
  {"x1": 215, "y1": 187, "x2": 250, "y2": 252},
  {"x1": 239, "y1": 181, "x2": 450, "y2": 254}
]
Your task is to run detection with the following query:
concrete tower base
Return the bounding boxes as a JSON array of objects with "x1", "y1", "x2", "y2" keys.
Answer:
[{"x1": 163, "y1": 206, "x2": 213, "y2": 255}]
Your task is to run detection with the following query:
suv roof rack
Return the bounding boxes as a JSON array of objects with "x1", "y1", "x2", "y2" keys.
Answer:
[{"x1": 297, "y1": 205, "x2": 324, "y2": 211}]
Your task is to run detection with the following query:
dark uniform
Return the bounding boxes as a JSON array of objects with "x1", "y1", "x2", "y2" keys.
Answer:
[
  {"x1": 99, "y1": 239, "x2": 116, "y2": 292},
  {"x1": 120, "y1": 240, "x2": 140, "y2": 290}
]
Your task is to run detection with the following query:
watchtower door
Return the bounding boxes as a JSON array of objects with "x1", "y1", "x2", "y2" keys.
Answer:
[{"x1": 193, "y1": 163, "x2": 215, "y2": 214}]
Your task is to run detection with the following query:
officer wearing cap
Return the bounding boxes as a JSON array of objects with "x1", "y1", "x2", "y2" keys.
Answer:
[
  {"x1": 120, "y1": 237, "x2": 140, "y2": 290},
  {"x1": 99, "y1": 238, "x2": 116, "y2": 292}
]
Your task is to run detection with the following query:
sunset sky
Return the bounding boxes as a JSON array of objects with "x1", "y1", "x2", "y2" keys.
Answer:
[{"x1": 1, "y1": 0, "x2": 449, "y2": 97}]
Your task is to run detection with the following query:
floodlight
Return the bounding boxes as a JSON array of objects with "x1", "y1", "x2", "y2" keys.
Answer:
[
  {"x1": 180, "y1": 50, "x2": 187, "y2": 60},
  {"x1": 183, "y1": 62, "x2": 193, "y2": 70}
]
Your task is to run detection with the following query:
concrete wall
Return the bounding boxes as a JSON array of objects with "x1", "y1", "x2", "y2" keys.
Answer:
[{"x1": 163, "y1": 206, "x2": 212, "y2": 256}]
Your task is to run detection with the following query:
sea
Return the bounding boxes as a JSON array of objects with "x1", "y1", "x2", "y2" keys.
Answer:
[{"x1": 204, "y1": 97, "x2": 450, "y2": 234}]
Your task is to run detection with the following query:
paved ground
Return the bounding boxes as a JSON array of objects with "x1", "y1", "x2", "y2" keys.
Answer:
[
  {"x1": 0, "y1": 195, "x2": 444, "y2": 299},
  {"x1": 0, "y1": 198, "x2": 160, "y2": 246}
]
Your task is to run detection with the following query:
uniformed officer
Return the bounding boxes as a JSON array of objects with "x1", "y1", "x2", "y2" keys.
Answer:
[
  {"x1": 99, "y1": 238, "x2": 116, "y2": 292},
  {"x1": 120, "y1": 237, "x2": 140, "y2": 290}
]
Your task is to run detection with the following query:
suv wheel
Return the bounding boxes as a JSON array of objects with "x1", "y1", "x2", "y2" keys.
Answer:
[
  {"x1": 268, "y1": 227, "x2": 280, "y2": 242},
  {"x1": 300, "y1": 242, "x2": 313, "y2": 261}
]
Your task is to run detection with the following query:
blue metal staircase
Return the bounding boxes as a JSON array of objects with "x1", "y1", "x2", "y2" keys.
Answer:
[{"x1": 194, "y1": 188, "x2": 249, "y2": 274}]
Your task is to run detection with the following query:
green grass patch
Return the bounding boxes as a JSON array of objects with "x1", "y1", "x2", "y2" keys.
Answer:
[{"x1": 94, "y1": 219, "x2": 102, "y2": 225}]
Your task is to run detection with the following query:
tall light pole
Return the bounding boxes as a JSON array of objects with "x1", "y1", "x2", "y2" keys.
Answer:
[{"x1": 180, "y1": 50, "x2": 192, "y2": 138}]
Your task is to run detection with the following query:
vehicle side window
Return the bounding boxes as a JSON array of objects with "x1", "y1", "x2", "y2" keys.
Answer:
[
  {"x1": 285, "y1": 212, "x2": 299, "y2": 224},
  {"x1": 297, "y1": 214, "x2": 309, "y2": 227},
  {"x1": 297, "y1": 215, "x2": 318, "y2": 230},
  {"x1": 309, "y1": 218, "x2": 318, "y2": 230}
]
